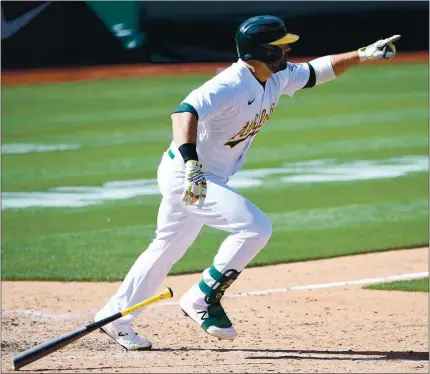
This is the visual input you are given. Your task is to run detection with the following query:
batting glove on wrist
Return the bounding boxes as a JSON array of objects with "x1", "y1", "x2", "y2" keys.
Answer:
[
  {"x1": 358, "y1": 35, "x2": 401, "y2": 62},
  {"x1": 182, "y1": 160, "x2": 207, "y2": 208}
]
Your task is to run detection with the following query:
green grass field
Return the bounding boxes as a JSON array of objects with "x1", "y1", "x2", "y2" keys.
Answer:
[
  {"x1": 1, "y1": 63, "x2": 428, "y2": 281},
  {"x1": 364, "y1": 277, "x2": 429, "y2": 292}
]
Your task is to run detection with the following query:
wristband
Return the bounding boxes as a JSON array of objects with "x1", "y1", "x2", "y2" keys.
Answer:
[{"x1": 178, "y1": 143, "x2": 199, "y2": 163}]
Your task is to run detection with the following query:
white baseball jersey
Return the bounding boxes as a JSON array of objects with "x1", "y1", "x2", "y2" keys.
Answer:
[{"x1": 170, "y1": 58, "x2": 311, "y2": 178}]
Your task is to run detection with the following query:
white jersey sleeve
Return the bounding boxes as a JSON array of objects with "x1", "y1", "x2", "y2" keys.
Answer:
[
  {"x1": 277, "y1": 62, "x2": 311, "y2": 97},
  {"x1": 182, "y1": 81, "x2": 236, "y2": 122}
]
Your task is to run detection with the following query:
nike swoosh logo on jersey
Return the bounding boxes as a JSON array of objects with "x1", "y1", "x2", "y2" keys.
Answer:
[
  {"x1": 248, "y1": 98, "x2": 255, "y2": 105},
  {"x1": 1, "y1": 2, "x2": 51, "y2": 40}
]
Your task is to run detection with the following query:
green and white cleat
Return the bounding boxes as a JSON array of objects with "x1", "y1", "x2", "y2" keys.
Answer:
[{"x1": 180, "y1": 291, "x2": 238, "y2": 340}]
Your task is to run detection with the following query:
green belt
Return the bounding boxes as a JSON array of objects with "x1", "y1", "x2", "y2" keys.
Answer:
[{"x1": 167, "y1": 148, "x2": 175, "y2": 160}]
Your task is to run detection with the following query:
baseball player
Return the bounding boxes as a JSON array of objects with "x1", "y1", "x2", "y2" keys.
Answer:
[{"x1": 95, "y1": 15, "x2": 401, "y2": 350}]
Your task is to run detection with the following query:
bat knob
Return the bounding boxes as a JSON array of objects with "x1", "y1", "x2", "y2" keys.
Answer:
[{"x1": 167, "y1": 287, "x2": 174, "y2": 298}]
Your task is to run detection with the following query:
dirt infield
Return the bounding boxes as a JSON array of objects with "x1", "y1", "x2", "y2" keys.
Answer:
[
  {"x1": 2, "y1": 247, "x2": 428, "y2": 373},
  {"x1": 2, "y1": 51, "x2": 428, "y2": 86}
]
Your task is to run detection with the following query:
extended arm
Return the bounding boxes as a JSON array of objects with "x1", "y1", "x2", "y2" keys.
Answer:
[
  {"x1": 306, "y1": 35, "x2": 401, "y2": 85},
  {"x1": 330, "y1": 34, "x2": 401, "y2": 76}
]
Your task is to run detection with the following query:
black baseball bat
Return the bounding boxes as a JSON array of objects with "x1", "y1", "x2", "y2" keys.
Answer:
[{"x1": 12, "y1": 287, "x2": 173, "y2": 370}]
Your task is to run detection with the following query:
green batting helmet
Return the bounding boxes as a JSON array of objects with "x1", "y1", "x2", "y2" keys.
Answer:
[{"x1": 235, "y1": 15, "x2": 299, "y2": 63}]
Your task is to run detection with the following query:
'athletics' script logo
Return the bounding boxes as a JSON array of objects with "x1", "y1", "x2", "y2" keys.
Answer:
[{"x1": 224, "y1": 103, "x2": 276, "y2": 148}]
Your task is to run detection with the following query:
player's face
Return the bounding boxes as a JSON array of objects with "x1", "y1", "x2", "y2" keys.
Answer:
[{"x1": 267, "y1": 44, "x2": 292, "y2": 73}]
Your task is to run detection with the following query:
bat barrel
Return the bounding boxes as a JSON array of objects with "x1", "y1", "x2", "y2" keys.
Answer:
[
  {"x1": 13, "y1": 326, "x2": 90, "y2": 370},
  {"x1": 12, "y1": 312, "x2": 122, "y2": 370}
]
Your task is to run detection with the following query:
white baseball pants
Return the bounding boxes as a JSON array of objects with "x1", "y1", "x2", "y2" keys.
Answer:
[{"x1": 101, "y1": 147, "x2": 272, "y2": 324}]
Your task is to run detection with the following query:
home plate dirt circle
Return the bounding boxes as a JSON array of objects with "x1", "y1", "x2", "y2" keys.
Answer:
[{"x1": 1, "y1": 247, "x2": 428, "y2": 373}]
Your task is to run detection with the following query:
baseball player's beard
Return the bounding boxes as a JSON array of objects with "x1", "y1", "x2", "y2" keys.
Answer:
[{"x1": 266, "y1": 54, "x2": 288, "y2": 74}]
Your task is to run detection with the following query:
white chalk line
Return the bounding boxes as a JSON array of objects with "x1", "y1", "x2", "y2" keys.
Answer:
[
  {"x1": 230, "y1": 271, "x2": 430, "y2": 297},
  {"x1": 151, "y1": 271, "x2": 429, "y2": 306},
  {"x1": 4, "y1": 271, "x2": 428, "y2": 318}
]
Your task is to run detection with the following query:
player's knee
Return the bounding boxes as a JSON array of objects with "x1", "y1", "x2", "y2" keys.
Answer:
[{"x1": 251, "y1": 213, "x2": 272, "y2": 244}]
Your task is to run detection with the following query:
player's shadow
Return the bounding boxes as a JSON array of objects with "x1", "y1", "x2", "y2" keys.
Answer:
[{"x1": 152, "y1": 347, "x2": 429, "y2": 362}]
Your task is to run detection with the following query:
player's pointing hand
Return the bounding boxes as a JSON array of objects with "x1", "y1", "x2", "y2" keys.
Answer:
[
  {"x1": 182, "y1": 160, "x2": 207, "y2": 208},
  {"x1": 358, "y1": 35, "x2": 401, "y2": 61}
]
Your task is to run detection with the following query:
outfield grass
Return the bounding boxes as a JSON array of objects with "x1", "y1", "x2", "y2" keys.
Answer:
[
  {"x1": 1, "y1": 63, "x2": 428, "y2": 280},
  {"x1": 364, "y1": 277, "x2": 429, "y2": 292}
]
